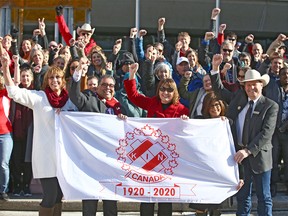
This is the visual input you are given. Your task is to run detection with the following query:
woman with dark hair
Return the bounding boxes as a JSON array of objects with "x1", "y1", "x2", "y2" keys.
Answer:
[
  {"x1": 10, "y1": 56, "x2": 34, "y2": 197},
  {"x1": 191, "y1": 91, "x2": 236, "y2": 216},
  {"x1": 201, "y1": 91, "x2": 227, "y2": 119},
  {"x1": 124, "y1": 62, "x2": 189, "y2": 216},
  {"x1": 185, "y1": 49, "x2": 206, "y2": 76},
  {"x1": 1, "y1": 54, "x2": 77, "y2": 215}
]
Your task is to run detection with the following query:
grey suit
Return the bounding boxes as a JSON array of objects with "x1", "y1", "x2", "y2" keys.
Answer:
[
  {"x1": 211, "y1": 71, "x2": 278, "y2": 216},
  {"x1": 178, "y1": 76, "x2": 207, "y2": 118}
]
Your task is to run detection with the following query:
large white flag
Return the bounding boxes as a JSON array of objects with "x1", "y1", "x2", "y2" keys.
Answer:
[{"x1": 55, "y1": 112, "x2": 239, "y2": 203}]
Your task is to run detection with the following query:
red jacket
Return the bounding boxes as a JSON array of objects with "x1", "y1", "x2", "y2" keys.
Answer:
[
  {"x1": 56, "y1": 15, "x2": 96, "y2": 55},
  {"x1": 0, "y1": 89, "x2": 12, "y2": 134},
  {"x1": 124, "y1": 79, "x2": 189, "y2": 118}
]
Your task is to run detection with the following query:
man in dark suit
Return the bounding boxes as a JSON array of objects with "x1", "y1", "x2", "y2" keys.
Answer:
[
  {"x1": 69, "y1": 57, "x2": 120, "y2": 216},
  {"x1": 210, "y1": 54, "x2": 279, "y2": 216}
]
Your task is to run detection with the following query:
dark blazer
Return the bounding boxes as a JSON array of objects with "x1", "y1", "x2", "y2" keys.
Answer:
[
  {"x1": 211, "y1": 72, "x2": 279, "y2": 174},
  {"x1": 227, "y1": 94, "x2": 278, "y2": 174},
  {"x1": 69, "y1": 78, "x2": 107, "y2": 113}
]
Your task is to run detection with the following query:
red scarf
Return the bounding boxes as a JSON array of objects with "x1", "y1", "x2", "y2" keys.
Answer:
[{"x1": 44, "y1": 87, "x2": 69, "y2": 108}]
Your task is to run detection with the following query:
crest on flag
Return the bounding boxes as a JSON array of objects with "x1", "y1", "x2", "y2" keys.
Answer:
[{"x1": 116, "y1": 124, "x2": 179, "y2": 184}]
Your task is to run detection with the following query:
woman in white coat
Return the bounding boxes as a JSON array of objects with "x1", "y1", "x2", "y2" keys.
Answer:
[{"x1": 1, "y1": 54, "x2": 77, "y2": 216}]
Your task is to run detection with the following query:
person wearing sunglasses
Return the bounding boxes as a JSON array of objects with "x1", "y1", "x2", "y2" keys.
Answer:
[{"x1": 124, "y1": 63, "x2": 188, "y2": 216}]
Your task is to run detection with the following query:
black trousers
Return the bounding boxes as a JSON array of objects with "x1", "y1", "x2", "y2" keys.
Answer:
[
  {"x1": 82, "y1": 199, "x2": 117, "y2": 216},
  {"x1": 40, "y1": 177, "x2": 63, "y2": 208},
  {"x1": 140, "y1": 202, "x2": 172, "y2": 216},
  {"x1": 11, "y1": 139, "x2": 32, "y2": 188}
]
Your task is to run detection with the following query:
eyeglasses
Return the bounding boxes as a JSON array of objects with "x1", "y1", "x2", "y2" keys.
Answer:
[
  {"x1": 222, "y1": 49, "x2": 233, "y2": 53},
  {"x1": 49, "y1": 76, "x2": 62, "y2": 80},
  {"x1": 159, "y1": 86, "x2": 174, "y2": 93},
  {"x1": 227, "y1": 38, "x2": 236, "y2": 41},
  {"x1": 100, "y1": 83, "x2": 115, "y2": 88}
]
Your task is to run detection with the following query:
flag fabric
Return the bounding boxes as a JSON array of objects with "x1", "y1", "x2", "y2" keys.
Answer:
[{"x1": 55, "y1": 112, "x2": 239, "y2": 203}]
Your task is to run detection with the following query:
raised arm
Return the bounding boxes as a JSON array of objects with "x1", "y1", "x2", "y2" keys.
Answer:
[
  {"x1": 1, "y1": 53, "x2": 15, "y2": 86},
  {"x1": 55, "y1": 5, "x2": 72, "y2": 45}
]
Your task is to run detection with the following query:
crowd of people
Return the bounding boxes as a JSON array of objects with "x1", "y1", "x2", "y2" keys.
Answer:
[{"x1": 0, "y1": 4, "x2": 287, "y2": 216}]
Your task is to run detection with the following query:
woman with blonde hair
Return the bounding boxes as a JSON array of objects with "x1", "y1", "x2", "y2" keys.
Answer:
[
  {"x1": 1, "y1": 54, "x2": 77, "y2": 215},
  {"x1": 87, "y1": 50, "x2": 112, "y2": 79}
]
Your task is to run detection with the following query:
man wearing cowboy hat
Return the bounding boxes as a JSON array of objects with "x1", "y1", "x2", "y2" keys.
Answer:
[
  {"x1": 210, "y1": 54, "x2": 278, "y2": 216},
  {"x1": 55, "y1": 5, "x2": 97, "y2": 55}
]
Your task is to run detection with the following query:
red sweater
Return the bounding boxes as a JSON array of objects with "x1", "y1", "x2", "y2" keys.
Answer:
[
  {"x1": 124, "y1": 79, "x2": 189, "y2": 118},
  {"x1": 0, "y1": 89, "x2": 12, "y2": 134}
]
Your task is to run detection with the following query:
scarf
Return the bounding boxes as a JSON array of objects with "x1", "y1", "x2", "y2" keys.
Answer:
[{"x1": 44, "y1": 87, "x2": 69, "y2": 108}]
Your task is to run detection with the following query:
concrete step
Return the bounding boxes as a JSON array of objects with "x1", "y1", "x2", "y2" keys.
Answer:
[
  {"x1": 2, "y1": 182, "x2": 288, "y2": 212},
  {"x1": 1, "y1": 192, "x2": 288, "y2": 212}
]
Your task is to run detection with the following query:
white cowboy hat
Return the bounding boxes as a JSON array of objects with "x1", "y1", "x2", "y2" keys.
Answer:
[
  {"x1": 240, "y1": 69, "x2": 270, "y2": 87},
  {"x1": 77, "y1": 23, "x2": 95, "y2": 35}
]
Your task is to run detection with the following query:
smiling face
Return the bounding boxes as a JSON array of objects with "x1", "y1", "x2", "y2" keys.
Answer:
[
  {"x1": 2, "y1": 35, "x2": 12, "y2": 50},
  {"x1": 96, "y1": 76, "x2": 115, "y2": 100},
  {"x1": 21, "y1": 40, "x2": 32, "y2": 53},
  {"x1": 209, "y1": 101, "x2": 222, "y2": 118},
  {"x1": 203, "y1": 75, "x2": 212, "y2": 91},
  {"x1": 252, "y1": 43, "x2": 263, "y2": 60},
  {"x1": 158, "y1": 83, "x2": 175, "y2": 104},
  {"x1": 244, "y1": 80, "x2": 263, "y2": 100},
  {"x1": 271, "y1": 57, "x2": 284, "y2": 75},
  {"x1": 42, "y1": 67, "x2": 66, "y2": 95},
  {"x1": 91, "y1": 52, "x2": 103, "y2": 66},
  {"x1": 186, "y1": 51, "x2": 197, "y2": 68}
]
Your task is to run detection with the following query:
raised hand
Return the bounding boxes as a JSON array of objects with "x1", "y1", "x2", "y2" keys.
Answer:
[
  {"x1": 212, "y1": 54, "x2": 223, "y2": 70},
  {"x1": 276, "y1": 33, "x2": 287, "y2": 42},
  {"x1": 129, "y1": 63, "x2": 139, "y2": 76},
  {"x1": 175, "y1": 41, "x2": 183, "y2": 52},
  {"x1": 158, "y1": 17, "x2": 165, "y2": 31},
  {"x1": 219, "y1": 24, "x2": 226, "y2": 34},
  {"x1": 113, "y1": 39, "x2": 122, "y2": 55},
  {"x1": 184, "y1": 71, "x2": 192, "y2": 79},
  {"x1": 106, "y1": 62, "x2": 113, "y2": 71},
  {"x1": 12, "y1": 55, "x2": 19, "y2": 64},
  {"x1": 245, "y1": 34, "x2": 254, "y2": 43},
  {"x1": 204, "y1": 32, "x2": 215, "y2": 41},
  {"x1": 55, "y1": 5, "x2": 63, "y2": 16},
  {"x1": 211, "y1": 8, "x2": 221, "y2": 20},
  {"x1": 11, "y1": 28, "x2": 19, "y2": 40},
  {"x1": 0, "y1": 53, "x2": 10, "y2": 68},
  {"x1": 130, "y1": 28, "x2": 138, "y2": 38},
  {"x1": 139, "y1": 29, "x2": 147, "y2": 38},
  {"x1": 38, "y1": 18, "x2": 45, "y2": 31}
]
